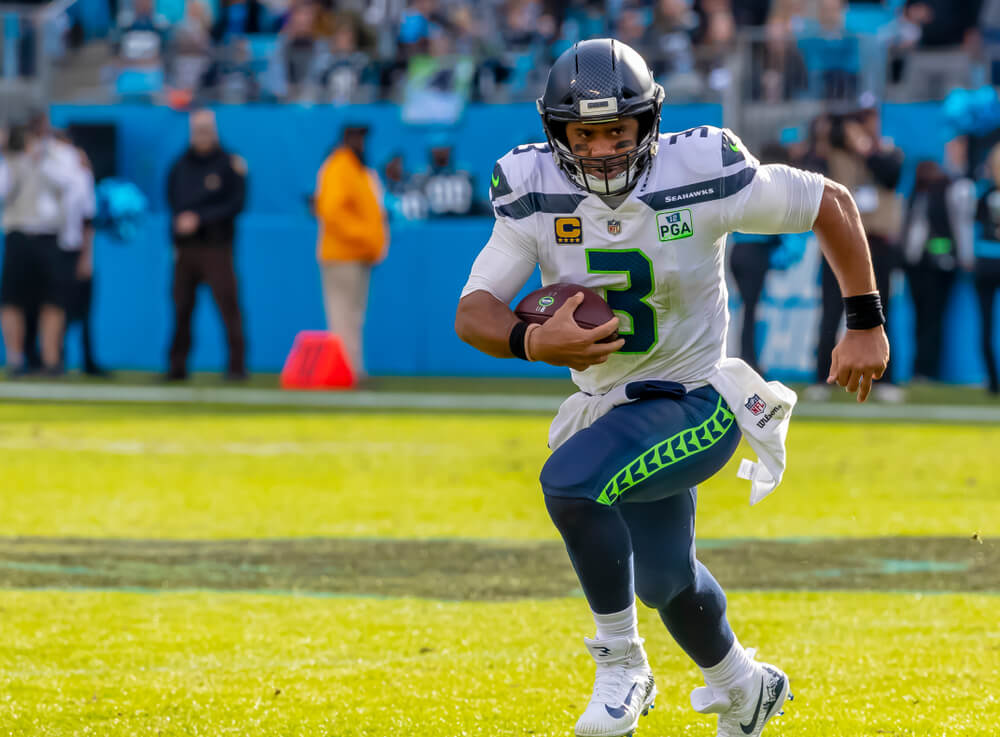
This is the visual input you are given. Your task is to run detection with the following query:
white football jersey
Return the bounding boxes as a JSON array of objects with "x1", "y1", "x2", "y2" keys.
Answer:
[{"x1": 462, "y1": 126, "x2": 825, "y2": 395}]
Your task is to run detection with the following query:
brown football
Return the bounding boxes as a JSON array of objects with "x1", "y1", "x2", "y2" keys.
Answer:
[{"x1": 513, "y1": 282, "x2": 619, "y2": 342}]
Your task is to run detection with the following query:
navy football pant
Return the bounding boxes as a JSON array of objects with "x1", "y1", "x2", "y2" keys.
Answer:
[{"x1": 541, "y1": 382, "x2": 741, "y2": 667}]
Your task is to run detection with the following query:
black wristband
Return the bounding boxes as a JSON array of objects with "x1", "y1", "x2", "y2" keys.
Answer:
[
  {"x1": 844, "y1": 293, "x2": 885, "y2": 330},
  {"x1": 508, "y1": 321, "x2": 530, "y2": 360}
]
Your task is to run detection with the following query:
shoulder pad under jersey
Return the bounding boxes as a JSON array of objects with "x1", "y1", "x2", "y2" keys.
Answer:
[{"x1": 489, "y1": 143, "x2": 586, "y2": 220}]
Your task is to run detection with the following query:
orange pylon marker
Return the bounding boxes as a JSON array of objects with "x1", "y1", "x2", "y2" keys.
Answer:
[{"x1": 280, "y1": 331, "x2": 356, "y2": 390}]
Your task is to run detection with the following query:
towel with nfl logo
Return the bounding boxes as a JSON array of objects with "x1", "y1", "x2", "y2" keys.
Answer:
[{"x1": 707, "y1": 357, "x2": 797, "y2": 506}]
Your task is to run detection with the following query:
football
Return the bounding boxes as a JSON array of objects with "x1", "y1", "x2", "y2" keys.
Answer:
[{"x1": 513, "y1": 282, "x2": 619, "y2": 342}]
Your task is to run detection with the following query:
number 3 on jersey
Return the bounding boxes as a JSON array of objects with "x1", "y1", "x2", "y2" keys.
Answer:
[{"x1": 586, "y1": 249, "x2": 657, "y2": 354}]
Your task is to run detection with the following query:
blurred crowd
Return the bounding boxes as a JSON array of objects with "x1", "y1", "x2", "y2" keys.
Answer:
[
  {"x1": 7, "y1": 0, "x2": 992, "y2": 104},
  {"x1": 4, "y1": 98, "x2": 1000, "y2": 392},
  {"x1": 730, "y1": 97, "x2": 1000, "y2": 398}
]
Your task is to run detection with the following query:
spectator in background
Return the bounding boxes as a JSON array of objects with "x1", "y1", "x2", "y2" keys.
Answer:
[
  {"x1": 318, "y1": 16, "x2": 372, "y2": 102},
  {"x1": 448, "y1": 2, "x2": 490, "y2": 57},
  {"x1": 761, "y1": 0, "x2": 809, "y2": 102},
  {"x1": 894, "y1": 0, "x2": 983, "y2": 97},
  {"x1": 114, "y1": 0, "x2": 170, "y2": 67},
  {"x1": 616, "y1": 7, "x2": 655, "y2": 60},
  {"x1": 811, "y1": 103, "x2": 904, "y2": 400},
  {"x1": 730, "y1": 0, "x2": 770, "y2": 27},
  {"x1": 0, "y1": 111, "x2": 78, "y2": 376},
  {"x1": 56, "y1": 135, "x2": 108, "y2": 377},
  {"x1": 900, "y1": 160, "x2": 975, "y2": 383},
  {"x1": 168, "y1": 0, "x2": 214, "y2": 96},
  {"x1": 973, "y1": 142, "x2": 1000, "y2": 395},
  {"x1": 112, "y1": 0, "x2": 171, "y2": 98},
  {"x1": 211, "y1": 0, "x2": 264, "y2": 43},
  {"x1": 412, "y1": 141, "x2": 480, "y2": 217},
  {"x1": 269, "y1": 1, "x2": 322, "y2": 100},
  {"x1": 165, "y1": 110, "x2": 248, "y2": 381},
  {"x1": 397, "y1": 0, "x2": 441, "y2": 59},
  {"x1": 501, "y1": 0, "x2": 547, "y2": 50},
  {"x1": 728, "y1": 142, "x2": 788, "y2": 375},
  {"x1": 796, "y1": 0, "x2": 859, "y2": 101},
  {"x1": 694, "y1": 0, "x2": 736, "y2": 55},
  {"x1": 902, "y1": 0, "x2": 982, "y2": 50},
  {"x1": 313, "y1": 124, "x2": 387, "y2": 382},
  {"x1": 648, "y1": 0, "x2": 703, "y2": 99},
  {"x1": 791, "y1": 112, "x2": 832, "y2": 176},
  {"x1": 207, "y1": 37, "x2": 260, "y2": 102},
  {"x1": 382, "y1": 151, "x2": 429, "y2": 221}
]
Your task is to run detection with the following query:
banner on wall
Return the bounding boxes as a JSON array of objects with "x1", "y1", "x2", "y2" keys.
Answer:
[
  {"x1": 401, "y1": 55, "x2": 477, "y2": 125},
  {"x1": 726, "y1": 235, "x2": 823, "y2": 383}
]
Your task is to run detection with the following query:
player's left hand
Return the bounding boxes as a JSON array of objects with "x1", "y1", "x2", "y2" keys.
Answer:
[{"x1": 827, "y1": 326, "x2": 889, "y2": 403}]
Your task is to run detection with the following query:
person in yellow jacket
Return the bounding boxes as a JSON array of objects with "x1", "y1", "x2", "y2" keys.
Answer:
[{"x1": 314, "y1": 124, "x2": 388, "y2": 382}]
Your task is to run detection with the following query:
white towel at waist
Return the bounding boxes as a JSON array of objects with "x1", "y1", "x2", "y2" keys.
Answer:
[
  {"x1": 706, "y1": 357, "x2": 797, "y2": 505},
  {"x1": 547, "y1": 358, "x2": 795, "y2": 506}
]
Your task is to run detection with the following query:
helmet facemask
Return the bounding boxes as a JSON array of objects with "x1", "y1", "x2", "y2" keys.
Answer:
[{"x1": 543, "y1": 110, "x2": 660, "y2": 196}]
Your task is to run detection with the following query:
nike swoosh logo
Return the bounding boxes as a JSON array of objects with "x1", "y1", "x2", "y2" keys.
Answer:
[
  {"x1": 729, "y1": 143, "x2": 740, "y2": 152},
  {"x1": 605, "y1": 683, "x2": 637, "y2": 719},
  {"x1": 740, "y1": 680, "x2": 764, "y2": 734},
  {"x1": 491, "y1": 174, "x2": 500, "y2": 188}
]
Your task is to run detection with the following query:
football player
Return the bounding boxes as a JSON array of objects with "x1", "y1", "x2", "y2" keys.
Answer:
[{"x1": 455, "y1": 39, "x2": 888, "y2": 737}]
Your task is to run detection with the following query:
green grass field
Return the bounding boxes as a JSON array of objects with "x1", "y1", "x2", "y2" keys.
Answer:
[{"x1": 0, "y1": 400, "x2": 997, "y2": 736}]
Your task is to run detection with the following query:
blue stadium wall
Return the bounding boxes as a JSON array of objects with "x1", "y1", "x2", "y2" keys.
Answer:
[{"x1": 4, "y1": 101, "x2": 990, "y2": 383}]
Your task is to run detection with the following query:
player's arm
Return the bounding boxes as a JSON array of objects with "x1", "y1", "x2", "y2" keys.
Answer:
[
  {"x1": 725, "y1": 151, "x2": 888, "y2": 402},
  {"x1": 456, "y1": 220, "x2": 621, "y2": 370},
  {"x1": 811, "y1": 179, "x2": 889, "y2": 402}
]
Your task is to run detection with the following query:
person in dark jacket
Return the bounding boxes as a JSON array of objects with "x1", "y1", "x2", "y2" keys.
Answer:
[
  {"x1": 901, "y1": 160, "x2": 975, "y2": 383},
  {"x1": 973, "y1": 142, "x2": 1000, "y2": 395},
  {"x1": 210, "y1": 0, "x2": 263, "y2": 44},
  {"x1": 165, "y1": 109, "x2": 248, "y2": 381},
  {"x1": 728, "y1": 143, "x2": 790, "y2": 374}
]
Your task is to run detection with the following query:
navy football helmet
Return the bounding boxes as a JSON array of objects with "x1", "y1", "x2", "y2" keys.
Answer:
[{"x1": 537, "y1": 39, "x2": 665, "y2": 195}]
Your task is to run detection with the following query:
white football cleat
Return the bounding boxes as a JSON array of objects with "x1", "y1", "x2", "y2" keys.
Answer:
[
  {"x1": 574, "y1": 636, "x2": 657, "y2": 737},
  {"x1": 690, "y1": 649, "x2": 790, "y2": 737}
]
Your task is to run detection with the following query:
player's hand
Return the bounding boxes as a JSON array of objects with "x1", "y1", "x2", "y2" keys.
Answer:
[
  {"x1": 76, "y1": 252, "x2": 93, "y2": 280},
  {"x1": 827, "y1": 325, "x2": 889, "y2": 403},
  {"x1": 174, "y1": 211, "x2": 200, "y2": 235},
  {"x1": 530, "y1": 292, "x2": 625, "y2": 371}
]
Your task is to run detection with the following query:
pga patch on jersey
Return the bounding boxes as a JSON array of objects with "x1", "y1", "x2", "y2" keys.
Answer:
[{"x1": 656, "y1": 209, "x2": 693, "y2": 242}]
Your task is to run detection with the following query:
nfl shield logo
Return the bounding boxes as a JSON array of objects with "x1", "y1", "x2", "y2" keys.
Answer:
[
  {"x1": 745, "y1": 394, "x2": 767, "y2": 415},
  {"x1": 607, "y1": 220, "x2": 621, "y2": 235}
]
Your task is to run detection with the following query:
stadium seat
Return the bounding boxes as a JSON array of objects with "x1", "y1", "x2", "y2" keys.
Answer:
[
  {"x1": 844, "y1": 5, "x2": 895, "y2": 36},
  {"x1": 115, "y1": 66, "x2": 165, "y2": 98},
  {"x1": 246, "y1": 33, "x2": 278, "y2": 63},
  {"x1": 68, "y1": 0, "x2": 111, "y2": 40},
  {"x1": 156, "y1": 0, "x2": 187, "y2": 25}
]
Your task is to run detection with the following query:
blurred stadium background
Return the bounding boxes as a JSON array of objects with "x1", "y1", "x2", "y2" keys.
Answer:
[
  {"x1": 0, "y1": 0, "x2": 997, "y2": 385},
  {"x1": 0, "y1": 1, "x2": 998, "y2": 735}
]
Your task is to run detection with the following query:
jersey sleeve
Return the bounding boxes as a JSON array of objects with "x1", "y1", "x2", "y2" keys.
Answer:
[
  {"x1": 459, "y1": 154, "x2": 539, "y2": 303},
  {"x1": 708, "y1": 128, "x2": 824, "y2": 235},
  {"x1": 724, "y1": 163, "x2": 825, "y2": 235}
]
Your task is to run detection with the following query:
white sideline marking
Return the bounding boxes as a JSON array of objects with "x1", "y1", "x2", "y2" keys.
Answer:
[
  {"x1": 0, "y1": 382, "x2": 997, "y2": 423},
  {"x1": 0, "y1": 382, "x2": 563, "y2": 412},
  {"x1": 0, "y1": 436, "x2": 447, "y2": 456}
]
